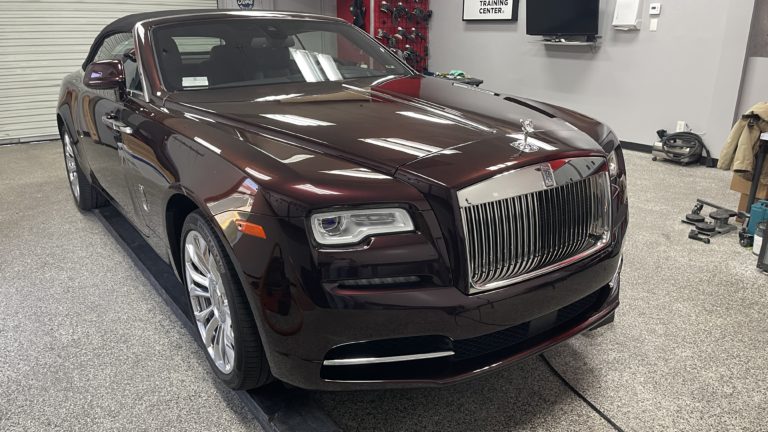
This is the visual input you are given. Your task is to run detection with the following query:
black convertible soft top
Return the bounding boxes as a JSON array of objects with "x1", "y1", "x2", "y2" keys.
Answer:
[
  {"x1": 82, "y1": 10, "x2": 219, "y2": 70},
  {"x1": 81, "y1": 9, "x2": 328, "y2": 70}
]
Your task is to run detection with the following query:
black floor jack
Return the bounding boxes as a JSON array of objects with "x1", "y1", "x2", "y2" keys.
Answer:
[{"x1": 683, "y1": 199, "x2": 739, "y2": 244}]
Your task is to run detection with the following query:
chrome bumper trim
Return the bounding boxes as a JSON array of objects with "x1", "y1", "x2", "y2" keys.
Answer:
[{"x1": 323, "y1": 351, "x2": 455, "y2": 366}]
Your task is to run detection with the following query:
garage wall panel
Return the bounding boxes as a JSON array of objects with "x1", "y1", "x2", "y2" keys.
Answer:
[{"x1": 0, "y1": 0, "x2": 216, "y2": 144}]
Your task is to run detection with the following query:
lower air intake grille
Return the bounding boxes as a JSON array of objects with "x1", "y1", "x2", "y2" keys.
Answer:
[{"x1": 452, "y1": 288, "x2": 604, "y2": 361}]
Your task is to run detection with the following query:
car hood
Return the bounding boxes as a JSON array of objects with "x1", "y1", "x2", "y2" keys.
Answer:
[{"x1": 167, "y1": 75, "x2": 606, "y2": 188}]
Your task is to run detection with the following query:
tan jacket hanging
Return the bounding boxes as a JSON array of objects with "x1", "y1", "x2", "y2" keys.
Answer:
[{"x1": 718, "y1": 102, "x2": 768, "y2": 184}]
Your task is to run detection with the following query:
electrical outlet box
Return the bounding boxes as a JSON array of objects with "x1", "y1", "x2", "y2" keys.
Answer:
[
  {"x1": 649, "y1": 3, "x2": 662, "y2": 15},
  {"x1": 613, "y1": 0, "x2": 642, "y2": 30}
]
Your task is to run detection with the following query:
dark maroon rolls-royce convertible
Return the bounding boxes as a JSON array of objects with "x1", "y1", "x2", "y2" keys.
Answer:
[{"x1": 57, "y1": 10, "x2": 628, "y2": 390}]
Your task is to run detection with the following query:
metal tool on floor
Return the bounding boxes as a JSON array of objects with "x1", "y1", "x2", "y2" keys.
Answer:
[
  {"x1": 683, "y1": 202, "x2": 705, "y2": 224},
  {"x1": 688, "y1": 229, "x2": 711, "y2": 244},
  {"x1": 682, "y1": 199, "x2": 739, "y2": 244},
  {"x1": 709, "y1": 209, "x2": 739, "y2": 235}
]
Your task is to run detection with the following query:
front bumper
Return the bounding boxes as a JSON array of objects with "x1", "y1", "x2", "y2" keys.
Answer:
[{"x1": 244, "y1": 242, "x2": 623, "y2": 391}]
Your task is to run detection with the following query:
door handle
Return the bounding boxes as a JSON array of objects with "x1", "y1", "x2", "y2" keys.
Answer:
[{"x1": 101, "y1": 115, "x2": 133, "y2": 134}]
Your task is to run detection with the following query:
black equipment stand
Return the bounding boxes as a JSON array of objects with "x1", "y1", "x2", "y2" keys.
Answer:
[
  {"x1": 746, "y1": 133, "x2": 768, "y2": 209},
  {"x1": 756, "y1": 134, "x2": 768, "y2": 272}
]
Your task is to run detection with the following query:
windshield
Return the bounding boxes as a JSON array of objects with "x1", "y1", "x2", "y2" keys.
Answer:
[{"x1": 151, "y1": 18, "x2": 412, "y2": 92}]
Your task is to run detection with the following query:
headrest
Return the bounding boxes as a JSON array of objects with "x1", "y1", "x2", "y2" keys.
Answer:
[
  {"x1": 251, "y1": 36, "x2": 295, "y2": 49},
  {"x1": 154, "y1": 37, "x2": 183, "y2": 90},
  {"x1": 209, "y1": 44, "x2": 239, "y2": 58},
  {"x1": 157, "y1": 37, "x2": 181, "y2": 61}
]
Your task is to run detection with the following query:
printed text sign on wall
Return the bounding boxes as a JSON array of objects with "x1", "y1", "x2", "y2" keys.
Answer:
[{"x1": 463, "y1": 0, "x2": 520, "y2": 21}]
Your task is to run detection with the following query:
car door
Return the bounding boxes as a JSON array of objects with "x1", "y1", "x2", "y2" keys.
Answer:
[
  {"x1": 108, "y1": 41, "x2": 178, "y2": 241},
  {"x1": 78, "y1": 33, "x2": 140, "y2": 224},
  {"x1": 115, "y1": 36, "x2": 226, "y2": 242},
  {"x1": 112, "y1": 44, "x2": 179, "y2": 244}
]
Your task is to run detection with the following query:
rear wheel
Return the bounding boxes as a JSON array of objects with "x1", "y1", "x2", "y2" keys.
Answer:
[
  {"x1": 61, "y1": 128, "x2": 107, "y2": 211},
  {"x1": 181, "y1": 210, "x2": 272, "y2": 389}
]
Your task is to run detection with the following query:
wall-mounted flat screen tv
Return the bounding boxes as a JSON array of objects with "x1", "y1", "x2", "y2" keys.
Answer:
[{"x1": 526, "y1": 0, "x2": 600, "y2": 36}]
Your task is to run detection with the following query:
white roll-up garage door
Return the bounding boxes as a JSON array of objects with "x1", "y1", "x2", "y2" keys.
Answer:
[{"x1": 0, "y1": 0, "x2": 216, "y2": 144}]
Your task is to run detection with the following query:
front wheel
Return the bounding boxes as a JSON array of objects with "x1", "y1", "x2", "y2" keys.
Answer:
[{"x1": 181, "y1": 210, "x2": 272, "y2": 389}]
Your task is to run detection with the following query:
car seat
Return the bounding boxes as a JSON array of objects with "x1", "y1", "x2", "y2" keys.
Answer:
[
  {"x1": 156, "y1": 37, "x2": 184, "y2": 91},
  {"x1": 206, "y1": 45, "x2": 250, "y2": 87},
  {"x1": 251, "y1": 36, "x2": 295, "y2": 79}
]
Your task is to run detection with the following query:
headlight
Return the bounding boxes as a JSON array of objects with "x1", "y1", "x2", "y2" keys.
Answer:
[
  {"x1": 608, "y1": 150, "x2": 619, "y2": 179},
  {"x1": 601, "y1": 130, "x2": 620, "y2": 179},
  {"x1": 310, "y1": 208, "x2": 414, "y2": 245},
  {"x1": 606, "y1": 145, "x2": 628, "y2": 203}
]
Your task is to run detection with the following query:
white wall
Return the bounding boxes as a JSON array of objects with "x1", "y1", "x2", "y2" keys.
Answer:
[
  {"x1": 217, "y1": 0, "x2": 336, "y2": 16},
  {"x1": 429, "y1": 0, "x2": 755, "y2": 155},
  {"x1": 746, "y1": 0, "x2": 768, "y2": 58},
  {"x1": 738, "y1": 0, "x2": 768, "y2": 116},
  {"x1": 738, "y1": 58, "x2": 768, "y2": 116}
]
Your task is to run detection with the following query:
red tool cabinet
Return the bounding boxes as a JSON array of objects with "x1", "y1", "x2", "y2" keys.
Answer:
[{"x1": 338, "y1": 0, "x2": 431, "y2": 72}]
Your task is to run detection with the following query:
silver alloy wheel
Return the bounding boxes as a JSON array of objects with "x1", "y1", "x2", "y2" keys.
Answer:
[
  {"x1": 63, "y1": 133, "x2": 79, "y2": 200},
  {"x1": 184, "y1": 230, "x2": 236, "y2": 374}
]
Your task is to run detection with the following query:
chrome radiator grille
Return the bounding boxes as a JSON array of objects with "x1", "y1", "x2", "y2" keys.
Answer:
[{"x1": 460, "y1": 169, "x2": 611, "y2": 291}]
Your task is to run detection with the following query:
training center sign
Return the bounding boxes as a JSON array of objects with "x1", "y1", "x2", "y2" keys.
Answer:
[{"x1": 463, "y1": 0, "x2": 520, "y2": 21}]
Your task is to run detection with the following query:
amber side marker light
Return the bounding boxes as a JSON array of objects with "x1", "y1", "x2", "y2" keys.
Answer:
[{"x1": 235, "y1": 220, "x2": 267, "y2": 239}]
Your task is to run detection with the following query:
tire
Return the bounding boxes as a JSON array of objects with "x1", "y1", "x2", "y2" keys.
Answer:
[
  {"x1": 181, "y1": 210, "x2": 272, "y2": 390},
  {"x1": 61, "y1": 127, "x2": 108, "y2": 211}
]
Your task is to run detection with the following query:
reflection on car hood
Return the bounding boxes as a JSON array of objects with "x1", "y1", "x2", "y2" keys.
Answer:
[{"x1": 167, "y1": 75, "x2": 604, "y2": 185}]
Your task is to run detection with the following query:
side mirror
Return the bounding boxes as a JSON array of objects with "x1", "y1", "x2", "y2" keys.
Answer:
[{"x1": 83, "y1": 59, "x2": 125, "y2": 90}]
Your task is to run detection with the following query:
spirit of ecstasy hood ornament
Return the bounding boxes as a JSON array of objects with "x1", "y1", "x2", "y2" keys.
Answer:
[
  {"x1": 521, "y1": 119, "x2": 535, "y2": 139},
  {"x1": 511, "y1": 119, "x2": 539, "y2": 153}
]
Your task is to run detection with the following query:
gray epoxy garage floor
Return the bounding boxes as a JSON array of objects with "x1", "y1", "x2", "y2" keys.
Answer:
[
  {"x1": 0, "y1": 142, "x2": 262, "y2": 432},
  {"x1": 1, "y1": 141, "x2": 767, "y2": 431}
]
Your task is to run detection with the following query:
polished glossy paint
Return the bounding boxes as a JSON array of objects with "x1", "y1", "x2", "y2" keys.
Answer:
[{"x1": 57, "y1": 10, "x2": 628, "y2": 390}]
